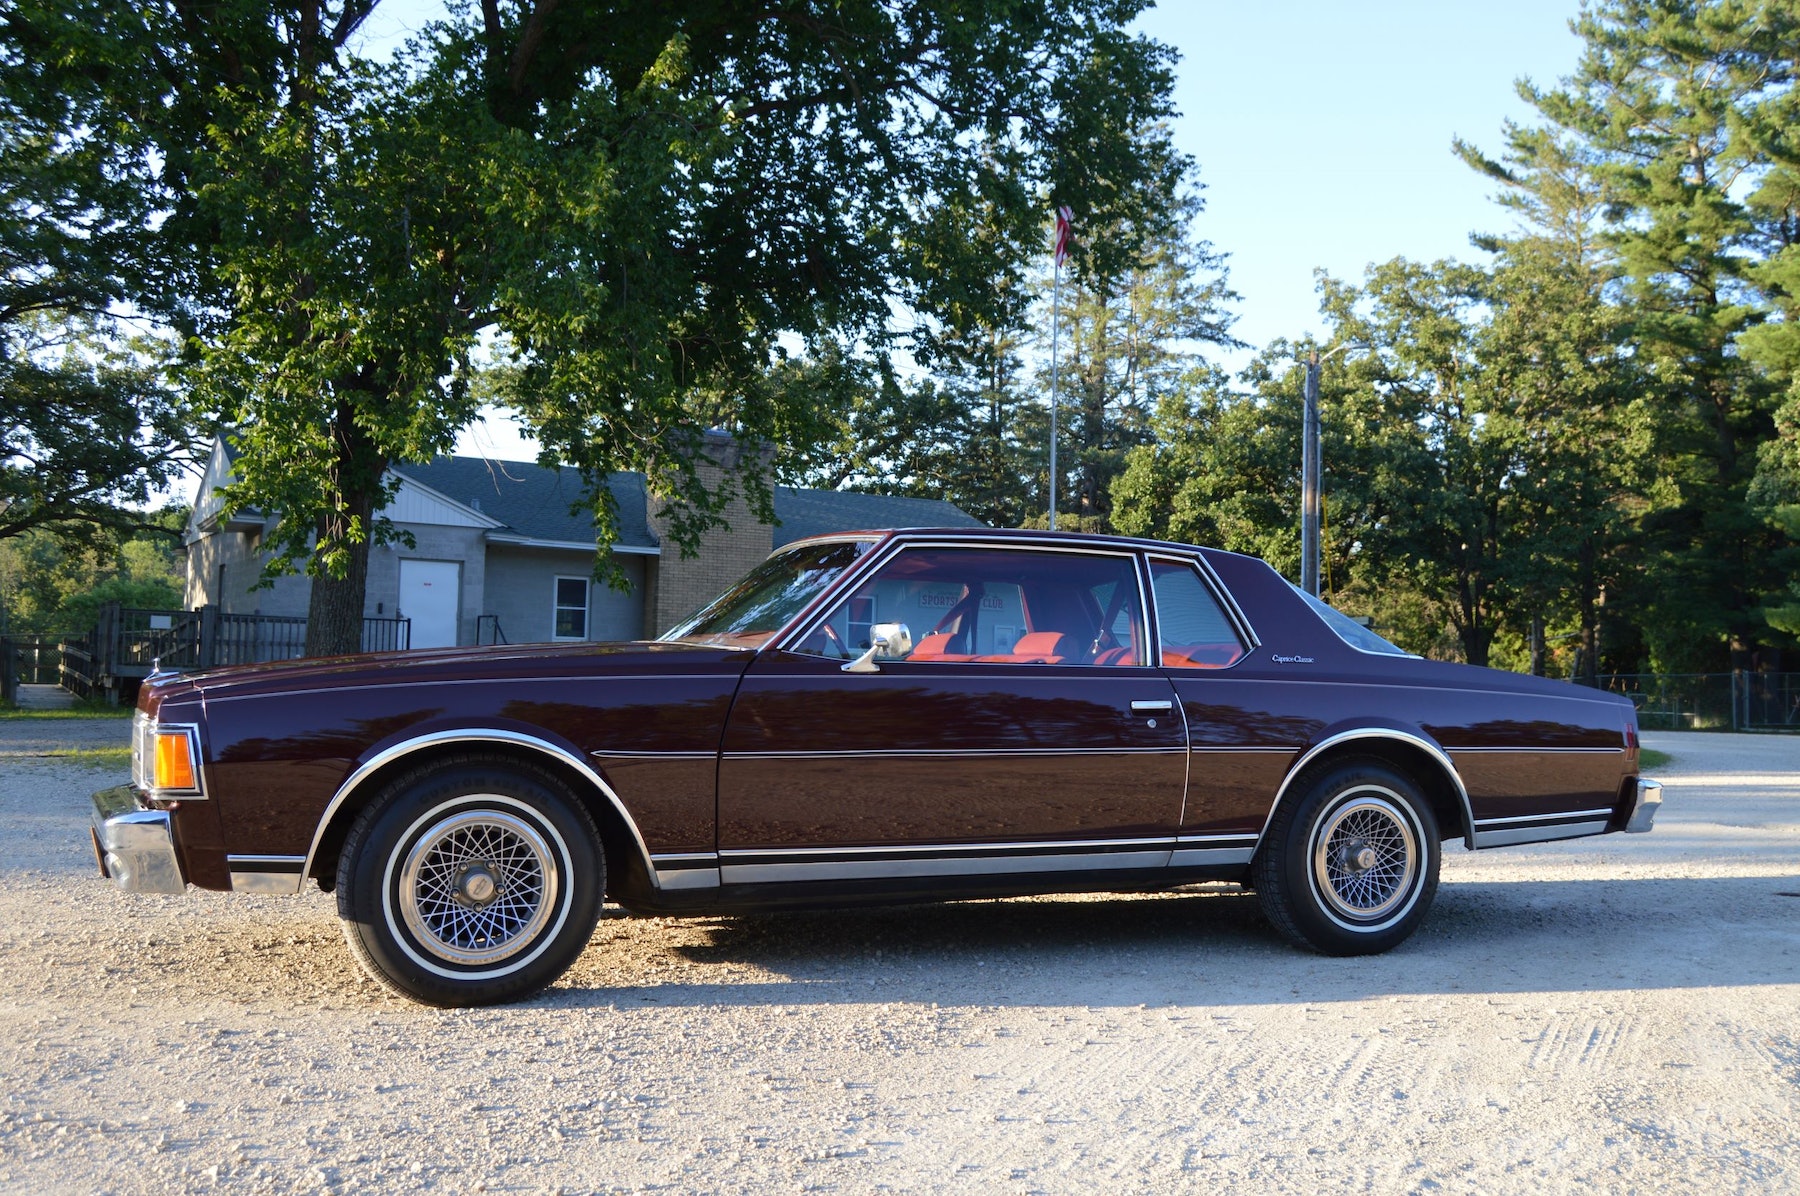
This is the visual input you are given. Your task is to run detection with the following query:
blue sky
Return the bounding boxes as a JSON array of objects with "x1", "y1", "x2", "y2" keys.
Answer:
[
  {"x1": 353, "y1": 1, "x2": 1592, "y2": 458},
  {"x1": 1134, "y1": 0, "x2": 1587, "y2": 369}
]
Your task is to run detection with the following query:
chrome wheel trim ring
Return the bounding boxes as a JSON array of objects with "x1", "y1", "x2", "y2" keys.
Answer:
[
  {"x1": 1307, "y1": 786, "x2": 1421, "y2": 931},
  {"x1": 382, "y1": 795, "x2": 571, "y2": 979}
]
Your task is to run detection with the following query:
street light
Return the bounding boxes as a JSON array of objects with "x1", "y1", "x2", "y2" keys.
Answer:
[{"x1": 1300, "y1": 343, "x2": 1352, "y2": 598}]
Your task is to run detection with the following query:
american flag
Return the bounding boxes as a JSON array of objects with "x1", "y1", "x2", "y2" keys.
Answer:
[{"x1": 1053, "y1": 205, "x2": 1074, "y2": 266}]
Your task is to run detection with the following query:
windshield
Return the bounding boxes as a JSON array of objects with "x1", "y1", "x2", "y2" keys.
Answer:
[
  {"x1": 660, "y1": 539, "x2": 871, "y2": 647},
  {"x1": 1290, "y1": 585, "x2": 1415, "y2": 657}
]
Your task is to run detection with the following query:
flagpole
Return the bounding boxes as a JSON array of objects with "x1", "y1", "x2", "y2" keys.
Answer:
[{"x1": 1049, "y1": 250, "x2": 1060, "y2": 532}]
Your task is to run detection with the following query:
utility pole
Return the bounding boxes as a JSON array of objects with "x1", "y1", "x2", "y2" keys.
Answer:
[
  {"x1": 1301, "y1": 350, "x2": 1324, "y2": 597},
  {"x1": 1300, "y1": 344, "x2": 1352, "y2": 598},
  {"x1": 1048, "y1": 206, "x2": 1073, "y2": 531}
]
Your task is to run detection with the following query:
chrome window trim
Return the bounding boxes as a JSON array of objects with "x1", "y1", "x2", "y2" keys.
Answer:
[
  {"x1": 1254, "y1": 729, "x2": 1477, "y2": 853},
  {"x1": 773, "y1": 535, "x2": 1159, "y2": 664},
  {"x1": 1288, "y1": 583, "x2": 1419, "y2": 659},
  {"x1": 300, "y1": 728, "x2": 661, "y2": 890},
  {"x1": 1147, "y1": 551, "x2": 1261, "y2": 651},
  {"x1": 1145, "y1": 552, "x2": 1261, "y2": 671}
]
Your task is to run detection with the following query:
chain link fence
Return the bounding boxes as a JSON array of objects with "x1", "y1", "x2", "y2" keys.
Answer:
[{"x1": 1580, "y1": 672, "x2": 1800, "y2": 731}]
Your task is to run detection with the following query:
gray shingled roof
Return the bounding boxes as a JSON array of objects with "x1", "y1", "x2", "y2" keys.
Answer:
[
  {"x1": 769, "y1": 485, "x2": 985, "y2": 547},
  {"x1": 392, "y1": 458, "x2": 656, "y2": 550},
  {"x1": 393, "y1": 457, "x2": 984, "y2": 551}
]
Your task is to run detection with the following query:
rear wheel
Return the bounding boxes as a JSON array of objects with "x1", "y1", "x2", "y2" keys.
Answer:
[
  {"x1": 336, "y1": 756, "x2": 603, "y2": 1006},
  {"x1": 1254, "y1": 759, "x2": 1439, "y2": 955}
]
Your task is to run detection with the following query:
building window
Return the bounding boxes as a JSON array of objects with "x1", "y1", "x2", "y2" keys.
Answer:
[{"x1": 554, "y1": 576, "x2": 589, "y2": 640}]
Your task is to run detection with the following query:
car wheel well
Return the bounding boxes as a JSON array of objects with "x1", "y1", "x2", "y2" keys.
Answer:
[
  {"x1": 1283, "y1": 740, "x2": 1469, "y2": 846},
  {"x1": 309, "y1": 742, "x2": 651, "y2": 897}
]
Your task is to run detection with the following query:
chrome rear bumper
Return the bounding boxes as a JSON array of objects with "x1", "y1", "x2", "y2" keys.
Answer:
[
  {"x1": 91, "y1": 785, "x2": 187, "y2": 894},
  {"x1": 1624, "y1": 778, "x2": 1662, "y2": 834}
]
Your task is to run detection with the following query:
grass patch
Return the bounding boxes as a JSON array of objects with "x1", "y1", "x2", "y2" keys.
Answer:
[
  {"x1": 1640, "y1": 747, "x2": 1672, "y2": 770},
  {"x1": 40, "y1": 747, "x2": 132, "y2": 765},
  {"x1": 0, "y1": 705, "x2": 133, "y2": 720}
]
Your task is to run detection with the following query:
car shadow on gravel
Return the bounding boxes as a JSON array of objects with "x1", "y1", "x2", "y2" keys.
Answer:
[{"x1": 535, "y1": 873, "x2": 1800, "y2": 1011}]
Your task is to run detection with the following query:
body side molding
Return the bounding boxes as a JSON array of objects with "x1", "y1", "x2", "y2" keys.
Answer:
[
  {"x1": 299, "y1": 728, "x2": 662, "y2": 889},
  {"x1": 1254, "y1": 728, "x2": 1478, "y2": 853}
]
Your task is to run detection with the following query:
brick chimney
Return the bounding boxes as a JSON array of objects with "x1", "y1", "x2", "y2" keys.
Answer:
[{"x1": 642, "y1": 430, "x2": 777, "y2": 635}]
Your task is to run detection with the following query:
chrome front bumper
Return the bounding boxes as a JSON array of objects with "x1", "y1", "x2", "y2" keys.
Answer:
[
  {"x1": 91, "y1": 785, "x2": 187, "y2": 894},
  {"x1": 1624, "y1": 778, "x2": 1662, "y2": 834}
]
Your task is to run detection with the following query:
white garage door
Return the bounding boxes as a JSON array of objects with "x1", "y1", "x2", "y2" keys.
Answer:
[{"x1": 399, "y1": 560, "x2": 462, "y2": 649}]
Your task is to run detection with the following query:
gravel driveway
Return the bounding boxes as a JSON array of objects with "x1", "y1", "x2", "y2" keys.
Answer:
[{"x1": 1, "y1": 727, "x2": 1795, "y2": 1194}]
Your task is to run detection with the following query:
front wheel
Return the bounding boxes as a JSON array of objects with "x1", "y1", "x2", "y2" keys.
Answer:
[
  {"x1": 1253, "y1": 759, "x2": 1440, "y2": 956},
  {"x1": 336, "y1": 756, "x2": 603, "y2": 1006}
]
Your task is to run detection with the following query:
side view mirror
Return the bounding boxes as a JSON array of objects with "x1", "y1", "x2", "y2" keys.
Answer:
[{"x1": 841, "y1": 622, "x2": 913, "y2": 673}]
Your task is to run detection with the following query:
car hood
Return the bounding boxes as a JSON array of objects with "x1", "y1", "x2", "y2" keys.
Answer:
[{"x1": 173, "y1": 639, "x2": 755, "y2": 701}]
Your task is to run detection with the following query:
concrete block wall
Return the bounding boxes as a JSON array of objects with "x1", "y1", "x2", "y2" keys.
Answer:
[
  {"x1": 185, "y1": 522, "x2": 310, "y2": 617},
  {"x1": 367, "y1": 525, "x2": 488, "y2": 645},
  {"x1": 484, "y1": 546, "x2": 646, "y2": 642}
]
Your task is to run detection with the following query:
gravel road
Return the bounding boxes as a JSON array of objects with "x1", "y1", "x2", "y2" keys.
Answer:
[{"x1": 1, "y1": 724, "x2": 1795, "y2": 1194}]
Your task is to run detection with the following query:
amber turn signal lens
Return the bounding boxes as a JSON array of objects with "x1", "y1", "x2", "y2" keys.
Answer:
[{"x1": 153, "y1": 731, "x2": 197, "y2": 791}]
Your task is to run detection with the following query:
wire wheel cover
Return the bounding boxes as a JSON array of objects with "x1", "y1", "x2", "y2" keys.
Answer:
[
  {"x1": 1311, "y1": 791, "x2": 1419, "y2": 924},
  {"x1": 398, "y1": 808, "x2": 559, "y2": 966}
]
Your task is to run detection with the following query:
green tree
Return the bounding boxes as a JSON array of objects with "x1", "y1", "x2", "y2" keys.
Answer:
[
  {"x1": 1457, "y1": 126, "x2": 1652, "y2": 678},
  {"x1": 1, "y1": 11, "x2": 196, "y2": 542},
  {"x1": 10, "y1": 0, "x2": 1184, "y2": 654},
  {"x1": 1042, "y1": 185, "x2": 1237, "y2": 528},
  {"x1": 0, "y1": 509, "x2": 185, "y2": 638},
  {"x1": 1516, "y1": 0, "x2": 1787, "y2": 670},
  {"x1": 1, "y1": 319, "x2": 194, "y2": 542}
]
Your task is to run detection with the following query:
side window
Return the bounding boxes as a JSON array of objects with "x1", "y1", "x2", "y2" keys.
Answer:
[
  {"x1": 1151, "y1": 559, "x2": 1247, "y2": 669},
  {"x1": 793, "y1": 546, "x2": 1146, "y2": 666}
]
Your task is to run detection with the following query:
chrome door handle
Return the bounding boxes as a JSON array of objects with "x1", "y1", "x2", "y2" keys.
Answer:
[{"x1": 1130, "y1": 700, "x2": 1173, "y2": 713}]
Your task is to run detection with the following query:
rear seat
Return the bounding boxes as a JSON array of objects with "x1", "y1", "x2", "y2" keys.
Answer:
[{"x1": 1162, "y1": 643, "x2": 1245, "y2": 668}]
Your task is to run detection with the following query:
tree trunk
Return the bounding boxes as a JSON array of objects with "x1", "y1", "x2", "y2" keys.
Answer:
[
  {"x1": 303, "y1": 403, "x2": 384, "y2": 657},
  {"x1": 1530, "y1": 615, "x2": 1546, "y2": 677},
  {"x1": 304, "y1": 498, "x2": 374, "y2": 657}
]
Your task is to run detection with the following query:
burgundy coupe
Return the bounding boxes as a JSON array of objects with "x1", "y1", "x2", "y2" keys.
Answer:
[{"x1": 92, "y1": 529, "x2": 1661, "y2": 1006}]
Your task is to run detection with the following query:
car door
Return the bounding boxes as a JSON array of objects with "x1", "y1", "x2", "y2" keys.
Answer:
[
  {"x1": 715, "y1": 543, "x2": 1188, "y2": 884},
  {"x1": 1148, "y1": 553, "x2": 1300, "y2": 868}
]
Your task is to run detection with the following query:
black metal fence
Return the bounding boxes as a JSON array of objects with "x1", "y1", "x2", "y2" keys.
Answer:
[
  {"x1": 58, "y1": 604, "x2": 411, "y2": 703},
  {"x1": 1580, "y1": 672, "x2": 1800, "y2": 731}
]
